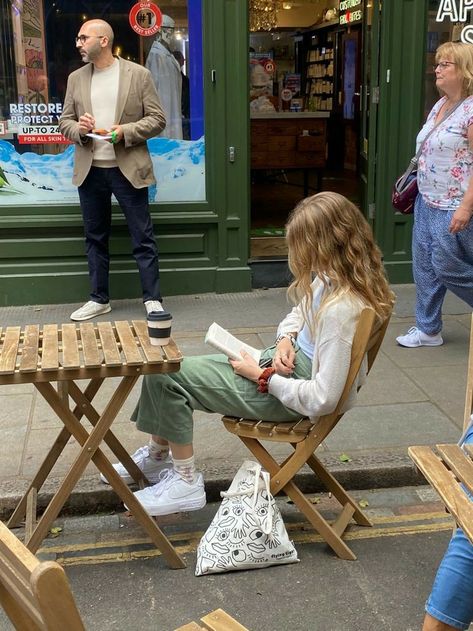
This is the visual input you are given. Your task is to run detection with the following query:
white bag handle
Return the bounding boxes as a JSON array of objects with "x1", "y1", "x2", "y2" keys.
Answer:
[{"x1": 221, "y1": 462, "x2": 274, "y2": 535}]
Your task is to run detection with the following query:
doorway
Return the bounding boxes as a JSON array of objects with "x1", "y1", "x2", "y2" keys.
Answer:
[{"x1": 249, "y1": 1, "x2": 365, "y2": 264}]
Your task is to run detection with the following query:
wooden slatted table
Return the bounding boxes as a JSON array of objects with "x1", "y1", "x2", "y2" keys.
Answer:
[
  {"x1": 2, "y1": 320, "x2": 186, "y2": 569},
  {"x1": 408, "y1": 443, "x2": 473, "y2": 544}
]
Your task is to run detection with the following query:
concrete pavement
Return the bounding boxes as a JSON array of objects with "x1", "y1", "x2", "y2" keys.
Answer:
[{"x1": 0, "y1": 285, "x2": 471, "y2": 518}]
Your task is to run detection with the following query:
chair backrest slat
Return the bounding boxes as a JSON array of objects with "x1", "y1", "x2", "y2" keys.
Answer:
[
  {"x1": 0, "y1": 520, "x2": 85, "y2": 631},
  {"x1": 309, "y1": 308, "x2": 382, "y2": 442}
]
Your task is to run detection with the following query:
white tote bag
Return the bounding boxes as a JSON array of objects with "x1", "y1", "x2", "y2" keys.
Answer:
[{"x1": 195, "y1": 460, "x2": 299, "y2": 575}]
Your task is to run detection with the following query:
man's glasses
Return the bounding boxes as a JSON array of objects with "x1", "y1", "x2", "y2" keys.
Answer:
[
  {"x1": 75, "y1": 34, "x2": 105, "y2": 44},
  {"x1": 433, "y1": 61, "x2": 457, "y2": 71}
]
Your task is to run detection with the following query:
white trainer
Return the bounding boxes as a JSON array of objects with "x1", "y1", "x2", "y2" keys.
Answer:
[
  {"x1": 100, "y1": 445, "x2": 172, "y2": 485},
  {"x1": 144, "y1": 300, "x2": 164, "y2": 314},
  {"x1": 70, "y1": 300, "x2": 111, "y2": 322},
  {"x1": 396, "y1": 326, "x2": 444, "y2": 348},
  {"x1": 129, "y1": 468, "x2": 206, "y2": 516}
]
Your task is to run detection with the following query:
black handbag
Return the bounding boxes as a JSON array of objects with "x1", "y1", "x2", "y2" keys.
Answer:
[{"x1": 392, "y1": 99, "x2": 464, "y2": 215}]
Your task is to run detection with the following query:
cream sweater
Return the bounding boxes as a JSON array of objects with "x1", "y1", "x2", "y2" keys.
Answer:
[{"x1": 268, "y1": 278, "x2": 368, "y2": 422}]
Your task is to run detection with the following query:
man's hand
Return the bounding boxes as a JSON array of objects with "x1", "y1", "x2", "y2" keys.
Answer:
[
  {"x1": 272, "y1": 338, "x2": 295, "y2": 376},
  {"x1": 229, "y1": 351, "x2": 263, "y2": 383},
  {"x1": 449, "y1": 206, "x2": 472, "y2": 234},
  {"x1": 78, "y1": 113, "x2": 95, "y2": 135},
  {"x1": 109, "y1": 124, "x2": 124, "y2": 144}
]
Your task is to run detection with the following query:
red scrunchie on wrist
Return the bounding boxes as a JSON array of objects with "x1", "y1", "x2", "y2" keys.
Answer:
[{"x1": 257, "y1": 367, "x2": 276, "y2": 393}]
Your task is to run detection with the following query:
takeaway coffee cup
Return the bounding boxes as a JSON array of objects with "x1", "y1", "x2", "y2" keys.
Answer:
[{"x1": 147, "y1": 311, "x2": 173, "y2": 346}]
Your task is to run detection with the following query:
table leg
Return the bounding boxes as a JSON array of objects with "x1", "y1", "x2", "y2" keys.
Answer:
[
  {"x1": 67, "y1": 380, "x2": 148, "y2": 486},
  {"x1": 7, "y1": 379, "x2": 103, "y2": 528},
  {"x1": 28, "y1": 378, "x2": 185, "y2": 569}
]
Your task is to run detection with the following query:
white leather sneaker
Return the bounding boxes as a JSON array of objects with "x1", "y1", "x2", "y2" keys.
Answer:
[
  {"x1": 144, "y1": 300, "x2": 164, "y2": 314},
  {"x1": 129, "y1": 468, "x2": 206, "y2": 516},
  {"x1": 70, "y1": 300, "x2": 111, "y2": 321},
  {"x1": 396, "y1": 326, "x2": 443, "y2": 348},
  {"x1": 100, "y1": 445, "x2": 172, "y2": 485}
]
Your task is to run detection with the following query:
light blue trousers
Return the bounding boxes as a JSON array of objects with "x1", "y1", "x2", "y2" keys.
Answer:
[{"x1": 413, "y1": 194, "x2": 473, "y2": 335}]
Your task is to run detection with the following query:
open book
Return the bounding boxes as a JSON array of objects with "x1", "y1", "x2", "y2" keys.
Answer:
[{"x1": 205, "y1": 322, "x2": 261, "y2": 363}]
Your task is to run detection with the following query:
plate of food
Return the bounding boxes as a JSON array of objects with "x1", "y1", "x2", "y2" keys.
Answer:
[{"x1": 86, "y1": 128, "x2": 113, "y2": 141}]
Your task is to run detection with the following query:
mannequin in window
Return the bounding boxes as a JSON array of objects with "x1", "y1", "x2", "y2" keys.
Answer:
[
  {"x1": 172, "y1": 50, "x2": 190, "y2": 140},
  {"x1": 145, "y1": 14, "x2": 183, "y2": 139}
]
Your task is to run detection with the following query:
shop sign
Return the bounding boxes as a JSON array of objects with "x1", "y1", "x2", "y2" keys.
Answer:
[
  {"x1": 9, "y1": 102, "x2": 62, "y2": 126},
  {"x1": 129, "y1": 1, "x2": 163, "y2": 37},
  {"x1": 17, "y1": 125, "x2": 70, "y2": 144},
  {"x1": 339, "y1": 0, "x2": 362, "y2": 25},
  {"x1": 436, "y1": 0, "x2": 473, "y2": 42}
]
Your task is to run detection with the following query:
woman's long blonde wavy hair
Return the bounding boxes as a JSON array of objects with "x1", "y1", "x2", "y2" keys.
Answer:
[{"x1": 286, "y1": 192, "x2": 394, "y2": 328}]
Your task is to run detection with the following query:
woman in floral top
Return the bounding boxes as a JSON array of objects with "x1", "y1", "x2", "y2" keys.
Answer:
[{"x1": 397, "y1": 42, "x2": 473, "y2": 349}]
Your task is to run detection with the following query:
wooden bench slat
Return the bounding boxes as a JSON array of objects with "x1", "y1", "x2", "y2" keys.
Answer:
[
  {"x1": 201, "y1": 609, "x2": 249, "y2": 631},
  {"x1": 465, "y1": 444, "x2": 473, "y2": 458},
  {"x1": 97, "y1": 322, "x2": 122, "y2": 366},
  {"x1": 436, "y1": 444, "x2": 473, "y2": 496},
  {"x1": 61, "y1": 324, "x2": 80, "y2": 369},
  {"x1": 162, "y1": 338, "x2": 183, "y2": 362},
  {"x1": 80, "y1": 323, "x2": 102, "y2": 368},
  {"x1": 408, "y1": 445, "x2": 473, "y2": 543},
  {"x1": 0, "y1": 327, "x2": 21, "y2": 374},
  {"x1": 115, "y1": 321, "x2": 142, "y2": 366},
  {"x1": 19, "y1": 325, "x2": 40, "y2": 373},
  {"x1": 131, "y1": 320, "x2": 165, "y2": 364},
  {"x1": 41, "y1": 324, "x2": 59, "y2": 371}
]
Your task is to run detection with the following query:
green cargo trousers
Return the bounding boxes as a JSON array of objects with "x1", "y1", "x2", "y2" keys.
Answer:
[{"x1": 131, "y1": 345, "x2": 312, "y2": 444}]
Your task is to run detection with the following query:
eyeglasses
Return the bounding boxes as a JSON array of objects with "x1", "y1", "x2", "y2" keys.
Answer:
[
  {"x1": 75, "y1": 34, "x2": 105, "y2": 44},
  {"x1": 433, "y1": 61, "x2": 457, "y2": 71}
]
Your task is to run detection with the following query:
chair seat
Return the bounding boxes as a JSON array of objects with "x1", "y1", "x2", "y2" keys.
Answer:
[{"x1": 222, "y1": 416, "x2": 315, "y2": 443}]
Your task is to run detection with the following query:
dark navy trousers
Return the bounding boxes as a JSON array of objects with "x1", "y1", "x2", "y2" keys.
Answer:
[{"x1": 78, "y1": 166, "x2": 160, "y2": 304}]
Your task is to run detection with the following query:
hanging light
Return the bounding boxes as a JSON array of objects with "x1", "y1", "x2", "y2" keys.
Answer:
[{"x1": 249, "y1": 0, "x2": 277, "y2": 32}]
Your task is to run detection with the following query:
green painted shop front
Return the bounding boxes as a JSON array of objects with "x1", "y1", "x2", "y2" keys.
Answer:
[{"x1": 0, "y1": 1, "x2": 458, "y2": 305}]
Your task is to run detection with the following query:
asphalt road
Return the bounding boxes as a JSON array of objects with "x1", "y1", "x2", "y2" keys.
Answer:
[
  {"x1": 62, "y1": 529, "x2": 449, "y2": 631},
  {"x1": 0, "y1": 485, "x2": 460, "y2": 631}
]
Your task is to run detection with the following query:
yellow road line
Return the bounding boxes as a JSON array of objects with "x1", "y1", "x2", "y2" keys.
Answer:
[
  {"x1": 50, "y1": 514, "x2": 454, "y2": 567},
  {"x1": 41, "y1": 511, "x2": 450, "y2": 555}
]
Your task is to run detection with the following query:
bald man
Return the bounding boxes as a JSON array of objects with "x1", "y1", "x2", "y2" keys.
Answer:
[{"x1": 59, "y1": 19, "x2": 167, "y2": 321}]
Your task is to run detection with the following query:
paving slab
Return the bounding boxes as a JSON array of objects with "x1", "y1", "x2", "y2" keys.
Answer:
[{"x1": 0, "y1": 284, "x2": 471, "y2": 519}]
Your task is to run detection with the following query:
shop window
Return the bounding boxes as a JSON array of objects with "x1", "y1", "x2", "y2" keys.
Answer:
[{"x1": 0, "y1": 0, "x2": 205, "y2": 206}]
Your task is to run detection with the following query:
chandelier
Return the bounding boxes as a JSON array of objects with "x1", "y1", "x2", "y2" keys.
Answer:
[{"x1": 249, "y1": 0, "x2": 278, "y2": 32}]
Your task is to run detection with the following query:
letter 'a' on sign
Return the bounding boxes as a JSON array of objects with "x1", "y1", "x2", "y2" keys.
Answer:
[{"x1": 129, "y1": 1, "x2": 163, "y2": 37}]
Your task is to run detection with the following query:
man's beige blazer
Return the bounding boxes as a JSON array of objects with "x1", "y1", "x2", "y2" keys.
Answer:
[{"x1": 58, "y1": 57, "x2": 166, "y2": 188}]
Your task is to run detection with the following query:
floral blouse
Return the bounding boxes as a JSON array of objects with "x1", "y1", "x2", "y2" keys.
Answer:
[{"x1": 416, "y1": 95, "x2": 473, "y2": 210}]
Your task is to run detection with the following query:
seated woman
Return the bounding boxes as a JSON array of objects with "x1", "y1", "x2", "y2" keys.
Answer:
[
  {"x1": 102, "y1": 191, "x2": 394, "y2": 516},
  {"x1": 422, "y1": 423, "x2": 473, "y2": 631}
]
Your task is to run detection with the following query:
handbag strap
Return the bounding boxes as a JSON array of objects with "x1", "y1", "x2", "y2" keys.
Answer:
[
  {"x1": 221, "y1": 462, "x2": 274, "y2": 535},
  {"x1": 398, "y1": 99, "x2": 465, "y2": 189},
  {"x1": 414, "y1": 98, "x2": 464, "y2": 164}
]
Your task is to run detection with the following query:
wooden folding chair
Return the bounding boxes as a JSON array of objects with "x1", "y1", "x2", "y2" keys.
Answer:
[
  {"x1": 0, "y1": 519, "x2": 85, "y2": 631},
  {"x1": 409, "y1": 314, "x2": 473, "y2": 544},
  {"x1": 222, "y1": 307, "x2": 391, "y2": 561}
]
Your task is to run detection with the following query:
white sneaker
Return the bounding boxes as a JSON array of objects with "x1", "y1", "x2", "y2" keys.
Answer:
[
  {"x1": 100, "y1": 445, "x2": 172, "y2": 485},
  {"x1": 70, "y1": 300, "x2": 111, "y2": 322},
  {"x1": 396, "y1": 326, "x2": 443, "y2": 348},
  {"x1": 129, "y1": 468, "x2": 206, "y2": 516},
  {"x1": 144, "y1": 300, "x2": 164, "y2": 314}
]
